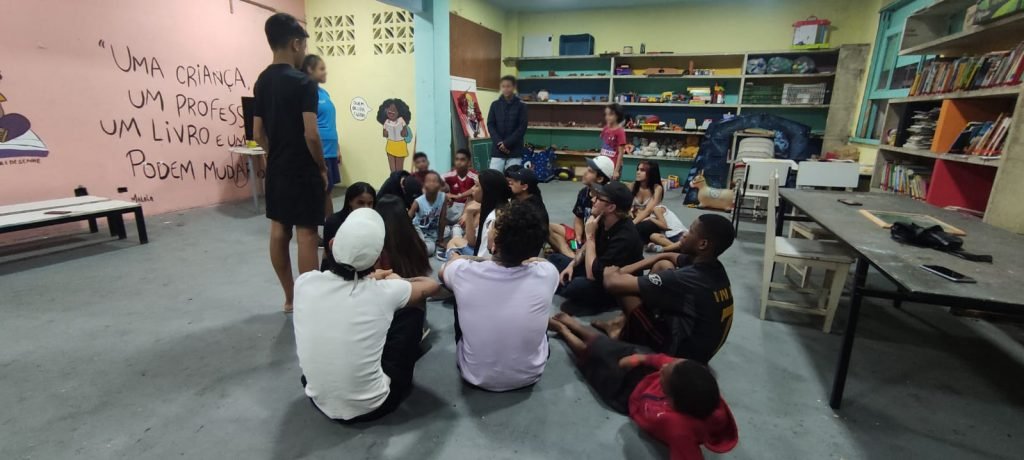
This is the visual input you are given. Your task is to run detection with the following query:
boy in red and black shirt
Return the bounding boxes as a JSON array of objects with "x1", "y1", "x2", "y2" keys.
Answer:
[
  {"x1": 443, "y1": 148, "x2": 478, "y2": 236},
  {"x1": 549, "y1": 313, "x2": 738, "y2": 460}
]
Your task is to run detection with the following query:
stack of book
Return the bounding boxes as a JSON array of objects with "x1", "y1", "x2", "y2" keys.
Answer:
[
  {"x1": 903, "y1": 108, "x2": 940, "y2": 150},
  {"x1": 880, "y1": 162, "x2": 931, "y2": 200},
  {"x1": 688, "y1": 87, "x2": 712, "y2": 104},
  {"x1": 950, "y1": 113, "x2": 1014, "y2": 157},
  {"x1": 909, "y1": 41, "x2": 1024, "y2": 96}
]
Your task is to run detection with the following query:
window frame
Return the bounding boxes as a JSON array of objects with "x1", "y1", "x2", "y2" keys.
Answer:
[{"x1": 854, "y1": 0, "x2": 933, "y2": 143}]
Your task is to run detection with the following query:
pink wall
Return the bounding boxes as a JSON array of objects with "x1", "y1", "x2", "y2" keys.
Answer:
[{"x1": 0, "y1": 0, "x2": 304, "y2": 216}]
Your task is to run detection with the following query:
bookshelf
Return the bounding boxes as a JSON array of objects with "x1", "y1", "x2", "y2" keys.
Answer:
[
  {"x1": 874, "y1": 3, "x2": 1024, "y2": 232},
  {"x1": 509, "y1": 45, "x2": 869, "y2": 182}
]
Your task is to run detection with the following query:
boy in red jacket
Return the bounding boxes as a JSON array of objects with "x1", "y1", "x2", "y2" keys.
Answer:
[{"x1": 549, "y1": 312, "x2": 738, "y2": 460}]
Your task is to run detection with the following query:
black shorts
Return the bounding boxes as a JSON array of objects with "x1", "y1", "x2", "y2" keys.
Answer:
[
  {"x1": 619, "y1": 305, "x2": 670, "y2": 353},
  {"x1": 266, "y1": 171, "x2": 325, "y2": 227},
  {"x1": 581, "y1": 335, "x2": 654, "y2": 414}
]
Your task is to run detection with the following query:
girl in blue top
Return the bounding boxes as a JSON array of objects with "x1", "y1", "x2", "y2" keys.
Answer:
[{"x1": 302, "y1": 55, "x2": 340, "y2": 218}]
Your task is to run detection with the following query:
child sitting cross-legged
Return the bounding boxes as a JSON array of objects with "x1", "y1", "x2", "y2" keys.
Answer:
[
  {"x1": 294, "y1": 208, "x2": 440, "y2": 423},
  {"x1": 440, "y1": 200, "x2": 559, "y2": 391},
  {"x1": 408, "y1": 170, "x2": 449, "y2": 257},
  {"x1": 548, "y1": 312, "x2": 738, "y2": 459},
  {"x1": 645, "y1": 205, "x2": 688, "y2": 253}
]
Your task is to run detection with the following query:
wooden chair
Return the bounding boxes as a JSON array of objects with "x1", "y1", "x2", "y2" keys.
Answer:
[
  {"x1": 785, "y1": 162, "x2": 861, "y2": 285},
  {"x1": 760, "y1": 172, "x2": 854, "y2": 333}
]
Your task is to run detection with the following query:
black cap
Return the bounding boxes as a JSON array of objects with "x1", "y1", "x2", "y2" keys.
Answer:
[
  {"x1": 591, "y1": 181, "x2": 632, "y2": 211},
  {"x1": 506, "y1": 167, "x2": 538, "y2": 185}
]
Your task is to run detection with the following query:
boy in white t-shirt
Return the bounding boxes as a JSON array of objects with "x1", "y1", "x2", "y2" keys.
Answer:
[
  {"x1": 294, "y1": 208, "x2": 439, "y2": 423},
  {"x1": 440, "y1": 200, "x2": 559, "y2": 391}
]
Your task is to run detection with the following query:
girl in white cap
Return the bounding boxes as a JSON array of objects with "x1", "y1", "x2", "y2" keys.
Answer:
[{"x1": 293, "y1": 208, "x2": 439, "y2": 423}]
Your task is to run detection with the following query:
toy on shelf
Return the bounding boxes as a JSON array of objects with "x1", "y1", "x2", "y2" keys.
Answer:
[
  {"x1": 684, "y1": 118, "x2": 699, "y2": 130},
  {"x1": 616, "y1": 64, "x2": 633, "y2": 75},
  {"x1": 792, "y1": 16, "x2": 831, "y2": 50},
  {"x1": 713, "y1": 83, "x2": 726, "y2": 104},
  {"x1": 537, "y1": 90, "x2": 550, "y2": 102},
  {"x1": 690, "y1": 170, "x2": 735, "y2": 211}
]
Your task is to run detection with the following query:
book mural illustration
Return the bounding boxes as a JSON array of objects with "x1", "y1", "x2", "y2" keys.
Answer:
[{"x1": 0, "y1": 69, "x2": 50, "y2": 159}]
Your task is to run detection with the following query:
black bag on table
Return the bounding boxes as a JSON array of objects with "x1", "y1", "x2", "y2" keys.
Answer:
[{"x1": 890, "y1": 222, "x2": 992, "y2": 263}]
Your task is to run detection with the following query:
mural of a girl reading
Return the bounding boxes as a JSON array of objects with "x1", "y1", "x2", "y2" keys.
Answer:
[
  {"x1": 0, "y1": 70, "x2": 49, "y2": 159},
  {"x1": 377, "y1": 98, "x2": 412, "y2": 172}
]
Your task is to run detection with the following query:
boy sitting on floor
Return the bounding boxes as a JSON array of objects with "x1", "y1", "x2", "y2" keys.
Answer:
[
  {"x1": 599, "y1": 214, "x2": 736, "y2": 364},
  {"x1": 547, "y1": 181, "x2": 644, "y2": 311},
  {"x1": 549, "y1": 156, "x2": 613, "y2": 257},
  {"x1": 408, "y1": 170, "x2": 449, "y2": 256},
  {"x1": 443, "y1": 148, "x2": 478, "y2": 237},
  {"x1": 294, "y1": 208, "x2": 439, "y2": 423},
  {"x1": 548, "y1": 312, "x2": 738, "y2": 459},
  {"x1": 440, "y1": 200, "x2": 558, "y2": 391}
]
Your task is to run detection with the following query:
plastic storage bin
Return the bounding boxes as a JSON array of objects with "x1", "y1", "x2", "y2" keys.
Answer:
[
  {"x1": 782, "y1": 83, "x2": 827, "y2": 105},
  {"x1": 559, "y1": 34, "x2": 595, "y2": 56}
]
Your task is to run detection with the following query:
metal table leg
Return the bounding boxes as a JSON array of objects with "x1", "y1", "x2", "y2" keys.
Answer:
[
  {"x1": 248, "y1": 156, "x2": 259, "y2": 213},
  {"x1": 829, "y1": 257, "x2": 869, "y2": 409},
  {"x1": 134, "y1": 208, "x2": 148, "y2": 244}
]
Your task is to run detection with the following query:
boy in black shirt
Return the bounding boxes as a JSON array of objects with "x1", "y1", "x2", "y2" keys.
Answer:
[
  {"x1": 549, "y1": 156, "x2": 613, "y2": 257},
  {"x1": 253, "y1": 13, "x2": 327, "y2": 313},
  {"x1": 548, "y1": 181, "x2": 644, "y2": 311},
  {"x1": 601, "y1": 214, "x2": 736, "y2": 363}
]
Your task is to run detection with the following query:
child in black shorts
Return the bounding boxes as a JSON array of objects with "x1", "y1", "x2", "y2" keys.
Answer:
[{"x1": 548, "y1": 313, "x2": 738, "y2": 459}]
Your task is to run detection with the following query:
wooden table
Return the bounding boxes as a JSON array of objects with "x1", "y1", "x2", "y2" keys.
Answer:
[
  {"x1": 229, "y1": 147, "x2": 265, "y2": 212},
  {"x1": 778, "y1": 190, "x2": 1024, "y2": 409},
  {"x1": 0, "y1": 196, "x2": 147, "y2": 244}
]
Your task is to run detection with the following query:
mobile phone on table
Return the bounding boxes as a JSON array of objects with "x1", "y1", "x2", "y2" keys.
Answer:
[
  {"x1": 920, "y1": 264, "x2": 976, "y2": 283},
  {"x1": 838, "y1": 199, "x2": 862, "y2": 206}
]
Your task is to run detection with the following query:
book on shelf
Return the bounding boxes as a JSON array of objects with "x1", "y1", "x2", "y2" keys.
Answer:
[
  {"x1": 908, "y1": 41, "x2": 1024, "y2": 96},
  {"x1": 880, "y1": 162, "x2": 930, "y2": 200},
  {"x1": 952, "y1": 113, "x2": 1013, "y2": 157}
]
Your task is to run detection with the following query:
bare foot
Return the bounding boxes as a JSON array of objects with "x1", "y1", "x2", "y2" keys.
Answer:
[
  {"x1": 552, "y1": 311, "x2": 573, "y2": 324},
  {"x1": 592, "y1": 314, "x2": 626, "y2": 339}
]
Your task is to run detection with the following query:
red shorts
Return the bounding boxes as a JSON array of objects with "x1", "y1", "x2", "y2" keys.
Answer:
[{"x1": 561, "y1": 224, "x2": 576, "y2": 241}]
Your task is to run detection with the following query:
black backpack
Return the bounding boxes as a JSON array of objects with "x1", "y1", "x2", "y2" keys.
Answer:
[{"x1": 890, "y1": 222, "x2": 992, "y2": 263}]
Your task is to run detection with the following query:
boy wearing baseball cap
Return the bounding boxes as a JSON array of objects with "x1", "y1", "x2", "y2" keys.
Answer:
[
  {"x1": 548, "y1": 156, "x2": 614, "y2": 257},
  {"x1": 547, "y1": 180, "x2": 644, "y2": 311},
  {"x1": 293, "y1": 208, "x2": 440, "y2": 423}
]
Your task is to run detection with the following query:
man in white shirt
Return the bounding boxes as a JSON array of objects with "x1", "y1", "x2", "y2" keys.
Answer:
[
  {"x1": 294, "y1": 208, "x2": 439, "y2": 423},
  {"x1": 440, "y1": 200, "x2": 559, "y2": 391}
]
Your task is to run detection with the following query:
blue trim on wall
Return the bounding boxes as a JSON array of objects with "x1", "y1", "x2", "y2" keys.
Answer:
[{"x1": 413, "y1": 0, "x2": 452, "y2": 172}]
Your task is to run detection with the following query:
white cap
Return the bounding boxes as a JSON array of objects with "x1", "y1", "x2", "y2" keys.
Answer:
[
  {"x1": 587, "y1": 156, "x2": 615, "y2": 180},
  {"x1": 332, "y1": 208, "x2": 385, "y2": 272}
]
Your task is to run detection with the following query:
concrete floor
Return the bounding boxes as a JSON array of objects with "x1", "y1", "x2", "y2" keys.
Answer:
[{"x1": 2, "y1": 180, "x2": 1023, "y2": 460}]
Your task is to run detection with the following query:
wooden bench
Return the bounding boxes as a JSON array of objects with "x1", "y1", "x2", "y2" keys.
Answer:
[{"x1": 0, "y1": 196, "x2": 148, "y2": 244}]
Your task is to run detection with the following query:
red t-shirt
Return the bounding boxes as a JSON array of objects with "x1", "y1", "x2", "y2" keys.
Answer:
[
  {"x1": 628, "y1": 354, "x2": 739, "y2": 460},
  {"x1": 600, "y1": 126, "x2": 627, "y2": 167},
  {"x1": 443, "y1": 169, "x2": 479, "y2": 203}
]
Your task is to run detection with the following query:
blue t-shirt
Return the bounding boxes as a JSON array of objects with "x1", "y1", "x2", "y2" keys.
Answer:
[{"x1": 316, "y1": 87, "x2": 338, "y2": 157}]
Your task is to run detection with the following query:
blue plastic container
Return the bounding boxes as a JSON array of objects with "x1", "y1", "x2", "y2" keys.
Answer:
[{"x1": 559, "y1": 34, "x2": 595, "y2": 56}]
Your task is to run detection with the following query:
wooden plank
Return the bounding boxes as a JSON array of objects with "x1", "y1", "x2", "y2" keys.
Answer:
[
  {"x1": 450, "y1": 13, "x2": 502, "y2": 90},
  {"x1": 780, "y1": 189, "x2": 1024, "y2": 308},
  {"x1": 0, "y1": 196, "x2": 110, "y2": 217},
  {"x1": 900, "y1": 13, "x2": 1024, "y2": 56},
  {"x1": 890, "y1": 85, "x2": 1022, "y2": 104},
  {"x1": 0, "y1": 201, "x2": 139, "y2": 230}
]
